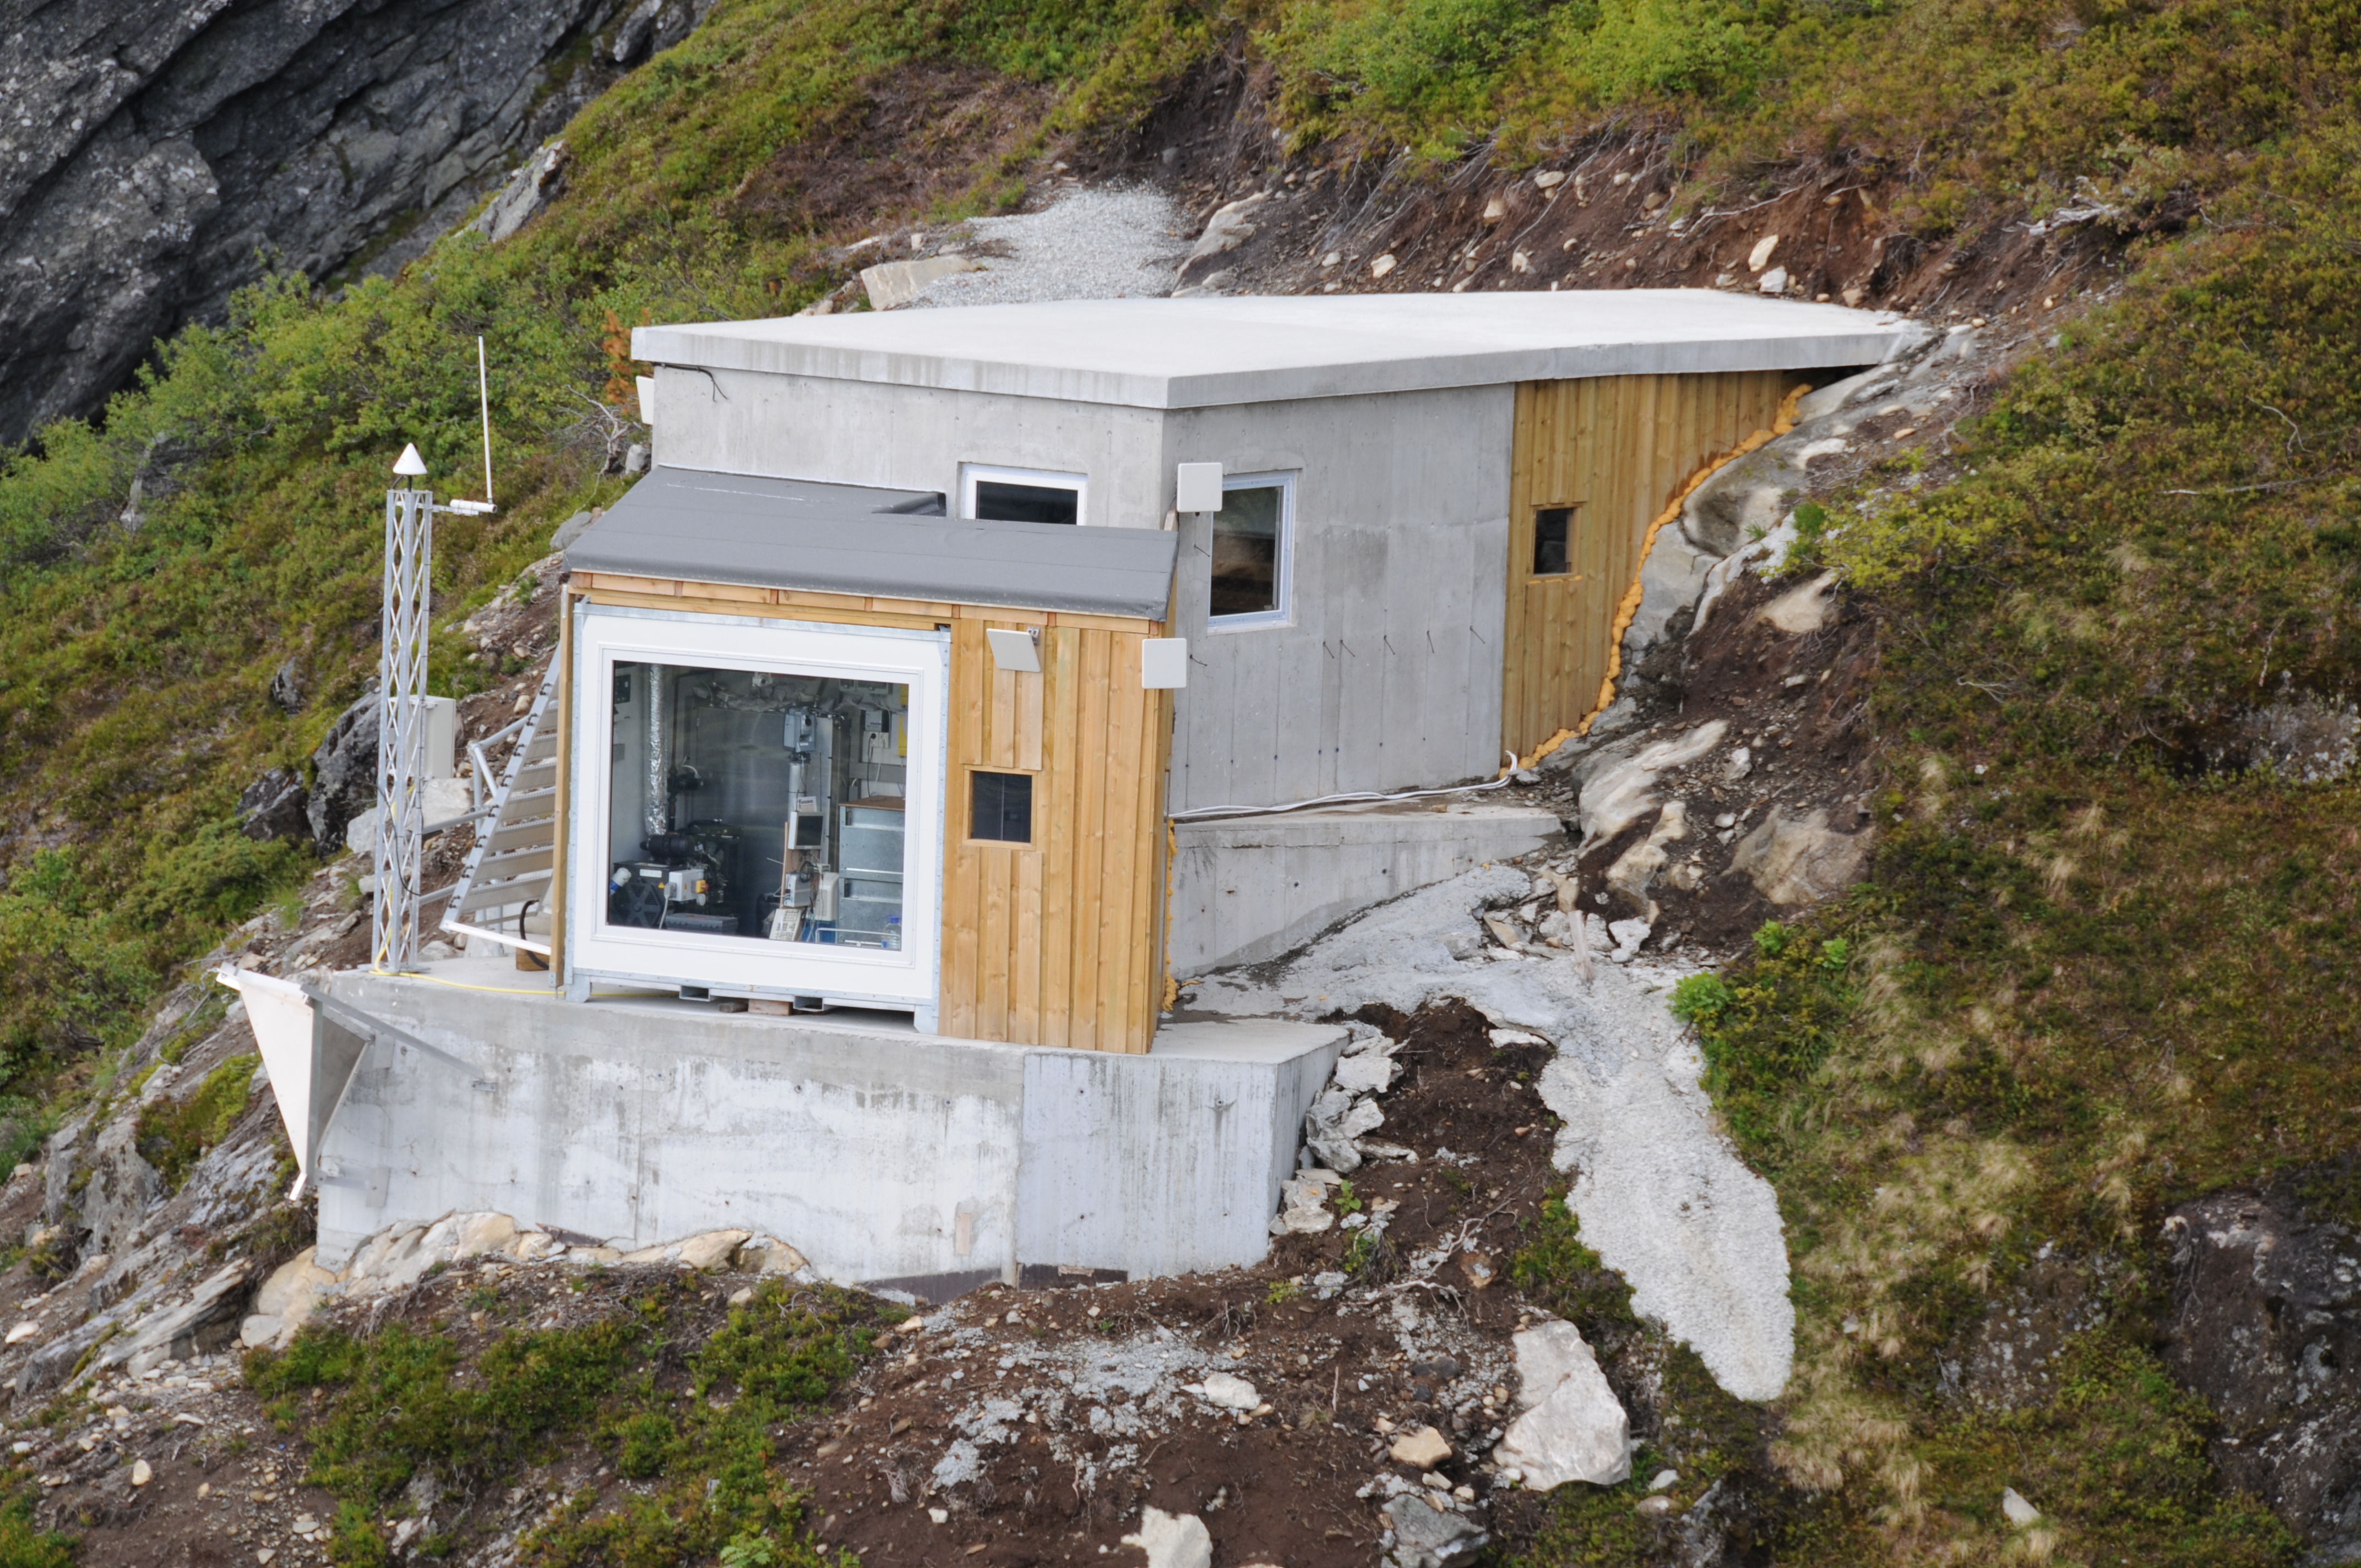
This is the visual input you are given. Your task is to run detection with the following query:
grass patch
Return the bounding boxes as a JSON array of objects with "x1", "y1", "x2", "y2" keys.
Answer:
[
  {"x1": 244, "y1": 1276, "x2": 890, "y2": 1566},
  {"x1": 133, "y1": 1052, "x2": 258, "y2": 1194}
]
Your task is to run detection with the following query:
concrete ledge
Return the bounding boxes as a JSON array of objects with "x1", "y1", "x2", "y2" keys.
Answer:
[
  {"x1": 311, "y1": 964, "x2": 1341, "y2": 1295},
  {"x1": 1169, "y1": 802, "x2": 1564, "y2": 974}
]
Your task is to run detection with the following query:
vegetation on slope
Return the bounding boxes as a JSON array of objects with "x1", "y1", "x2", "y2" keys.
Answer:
[
  {"x1": 0, "y1": 0, "x2": 2357, "y2": 1561},
  {"x1": 247, "y1": 1273, "x2": 892, "y2": 1565}
]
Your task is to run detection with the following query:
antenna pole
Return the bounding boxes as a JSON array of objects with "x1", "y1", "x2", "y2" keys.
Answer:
[
  {"x1": 477, "y1": 336, "x2": 494, "y2": 505},
  {"x1": 374, "y1": 482, "x2": 433, "y2": 974}
]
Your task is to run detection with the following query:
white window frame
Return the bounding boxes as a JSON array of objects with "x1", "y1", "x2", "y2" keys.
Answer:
[
  {"x1": 567, "y1": 602, "x2": 949, "y2": 1016},
  {"x1": 1207, "y1": 469, "x2": 1295, "y2": 631},
  {"x1": 960, "y1": 463, "x2": 1088, "y2": 526}
]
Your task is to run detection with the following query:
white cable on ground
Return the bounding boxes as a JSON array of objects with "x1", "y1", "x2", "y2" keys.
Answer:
[{"x1": 1169, "y1": 752, "x2": 1527, "y2": 823}]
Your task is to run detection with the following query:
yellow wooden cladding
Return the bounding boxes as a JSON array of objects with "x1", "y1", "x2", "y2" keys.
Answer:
[
  {"x1": 942, "y1": 616, "x2": 1171, "y2": 1054},
  {"x1": 1500, "y1": 371, "x2": 1795, "y2": 758},
  {"x1": 568, "y1": 573, "x2": 1169, "y2": 1052}
]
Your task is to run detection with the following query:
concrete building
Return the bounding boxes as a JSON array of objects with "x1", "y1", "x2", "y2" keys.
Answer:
[
  {"x1": 555, "y1": 292, "x2": 1901, "y2": 1037},
  {"x1": 230, "y1": 292, "x2": 1906, "y2": 1291}
]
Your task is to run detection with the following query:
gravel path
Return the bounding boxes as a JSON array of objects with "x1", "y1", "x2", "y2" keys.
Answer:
[
  {"x1": 1192, "y1": 865, "x2": 1797, "y2": 1403},
  {"x1": 911, "y1": 186, "x2": 1192, "y2": 308}
]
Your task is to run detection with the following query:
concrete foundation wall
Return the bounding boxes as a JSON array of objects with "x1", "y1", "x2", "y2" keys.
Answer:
[
  {"x1": 312, "y1": 968, "x2": 1342, "y2": 1294},
  {"x1": 1163, "y1": 387, "x2": 1516, "y2": 810},
  {"x1": 1168, "y1": 802, "x2": 1564, "y2": 974}
]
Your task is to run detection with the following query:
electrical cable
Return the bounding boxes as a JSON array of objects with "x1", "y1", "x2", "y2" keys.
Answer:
[{"x1": 1168, "y1": 750, "x2": 1527, "y2": 824}]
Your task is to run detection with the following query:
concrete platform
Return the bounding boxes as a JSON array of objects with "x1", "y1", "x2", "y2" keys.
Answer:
[
  {"x1": 1168, "y1": 800, "x2": 1563, "y2": 974},
  {"x1": 310, "y1": 961, "x2": 1342, "y2": 1297}
]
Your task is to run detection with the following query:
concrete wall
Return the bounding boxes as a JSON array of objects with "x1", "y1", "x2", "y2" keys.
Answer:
[
  {"x1": 311, "y1": 968, "x2": 1342, "y2": 1293},
  {"x1": 652, "y1": 367, "x2": 1518, "y2": 810},
  {"x1": 1168, "y1": 802, "x2": 1564, "y2": 974},
  {"x1": 1162, "y1": 387, "x2": 1515, "y2": 810},
  {"x1": 651, "y1": 366, "x2": 1168, "y2": 529}
]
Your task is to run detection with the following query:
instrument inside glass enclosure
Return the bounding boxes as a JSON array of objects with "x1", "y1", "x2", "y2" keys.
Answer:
[{"x1": 606, "y1": 662, "x2": 909, "y2": 949}]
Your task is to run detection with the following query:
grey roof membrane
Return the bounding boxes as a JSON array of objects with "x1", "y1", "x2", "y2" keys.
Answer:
[
  {"x1": 568, "y1": 467, "x2": 1178, "y2": 620},
  {"x1": 634, "y1": 292, "x2": 1911, "y2": 411}
]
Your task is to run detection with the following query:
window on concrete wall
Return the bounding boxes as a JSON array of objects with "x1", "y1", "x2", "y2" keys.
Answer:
[
  {"x1": 1532, "y1": 505, "x2": 1577, "y2": 576},
  {"x1": 1209, "y1": 471, "x2": 1293, "y2": 627},
  {"x1": 962, "y1": 464, "x2": 1085, "y2": 526},
  {"x1": 970, "y1": 770, "x2": 1033, "y2": 843}
]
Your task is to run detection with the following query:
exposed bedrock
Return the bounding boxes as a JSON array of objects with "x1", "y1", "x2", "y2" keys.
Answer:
[
  {"x1": 2162, "y1": 1172, "x2": 2361, "y2": 1559},
  {"x1": 0, "y1": 0, "x2": 710, "y2": 444}
]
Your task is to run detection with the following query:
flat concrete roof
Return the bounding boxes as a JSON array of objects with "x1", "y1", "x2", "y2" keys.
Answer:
[
  {"x1": 634, "y1": 292, "x2": 1908, "y2": 410},
  {"x1": 569, "y1": 466, "x2": 1178, "y2": 619}
]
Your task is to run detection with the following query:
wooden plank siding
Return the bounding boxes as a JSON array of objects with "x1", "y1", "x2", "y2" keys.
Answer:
[
  {"x1": 567, "y1": 573, "x2": 1169, "y2": 1053},
  {"x1": 940, "y1": 615, "x2": 1170, "y2": 1054},
  {"x1": 1500, "y1": 371, "x2": 1795, "y2": 758}
]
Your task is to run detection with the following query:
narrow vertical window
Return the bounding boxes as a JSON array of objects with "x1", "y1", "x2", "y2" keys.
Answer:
[
  {"x1": 970, "y1": 770, "x2": 1033, "y2": 843},
  {"x1": 1210, "y1": 472, "x2": 1294, "y2": 625},
  {"x1": 1532, "y1": 505, "x2": 1576, "y2": 576}
]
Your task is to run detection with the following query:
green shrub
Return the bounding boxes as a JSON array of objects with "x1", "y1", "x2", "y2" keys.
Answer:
[
  {"x1": 0, "y1": 1489, "x2": 74, "y2": 1568},
  {"x1": 133, "y1": 1052, "x2": 259, "y2": 1193}
]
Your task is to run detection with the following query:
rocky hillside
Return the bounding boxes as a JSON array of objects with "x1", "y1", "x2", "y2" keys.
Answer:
[
  {"x1": 0, "y1": 0, "x2": 2354, "y2": 1565},
  {"x1": 0, "y1": 0, "x2": 717, "y2": 444}
]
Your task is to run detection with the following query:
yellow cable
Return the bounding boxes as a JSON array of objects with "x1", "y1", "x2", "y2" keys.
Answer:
[
  {"x1": 1570, "y1": 382, "x2": 1810, "y2": 741},
  {"x1": 372, "y1": 970, "x2": 559, "y2": 996}
]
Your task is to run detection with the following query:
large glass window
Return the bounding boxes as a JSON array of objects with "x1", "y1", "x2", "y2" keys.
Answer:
[
  {"x1": 962, "y1": 464, "x2": 1084, "y2": 526},
  {"x1": 1210, "y1": 472, "x2": 1293, "y2": 624},
  {"x1": 607, "y1": 662, "x2": 910, "y2": 950}
]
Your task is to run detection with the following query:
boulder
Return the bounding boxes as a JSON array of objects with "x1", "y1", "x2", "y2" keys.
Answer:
[
  {"x1": 1176, "y1": 194, "x2": 1266, "y2": 285},
  {"x1": 113, "y1": 1259, "x2": 254, "y2": 1376},
  {"x1": 860, "y1": 254, "x2": 983, "y2": 310},
  {"x1": 1759, "y1": 570, "x2": 1837, "y2": 635},
  {"x1": 1575, "y1": 721, "x2": 1727, "y2": 850},
  {"x1": 268, "y1": 657, "x2": 306, "y2": 714},
  {"x1": 1383, "y1": 1492, "x2": 1488, "y2": 1567},
  {"x1": 1494, "y1": 1321, "x2": 1631, "y2": 1489},
  {"x1": 1604, "y1": 801, "x2": 1689, "y2": 919},
  {"x1": 1271, "y1": 1170, "x2": 1339, "y2": 1235},
  {"x1": 243, "y1": 1245, "x2": 340, "y2": 1349},
  {"x1": 239, "y1": 769, "x2": 310, "y2": 842},
  {"x1": 673, "y1": 1229, "x2": 752, "y2": 1271},
  {"x1": 1304, "y1": 1086, "x2": 1384, "y2": 1173},
  {"x1": 1728, "y1": 808, "x2": 1872, "y2": 906},
  {"x1": 1389, "y1": 1424, "x2": 1452, "y2": 1468},
  {"x1": 467, "y1": 140, "x2": 570, "y2": 246},
  {"x1": 739, "y1": 1236, "x2": 810, "y2": 1275},
  {"x1": 1332, "y1": 1050, "x2": 1399, "y2": 1096},
  {"x1": 1193, "y1": 1372, "x2": 1260, "y2": 1411},
  {"x1": 307, "y1": 692, "x2": 380, "y2": 854},
  {"x1": 1121, "y1": 1506, "x2": 1213, "y2": 1568}
]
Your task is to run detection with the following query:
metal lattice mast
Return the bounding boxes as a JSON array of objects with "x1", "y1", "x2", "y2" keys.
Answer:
[{"x1": 372, "y1": 464, "x2": 435, "y2": 973}]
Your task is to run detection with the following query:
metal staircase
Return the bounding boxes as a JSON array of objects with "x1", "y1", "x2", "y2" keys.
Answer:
[{"x1": 439, "y1": 669, "x2": 559, "y2": 958}]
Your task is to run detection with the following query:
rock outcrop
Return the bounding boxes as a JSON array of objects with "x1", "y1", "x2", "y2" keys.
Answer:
[
  {"x1": 2162, "y1": 1177, "x2": 2361, "y2": 1558},
  {"x1": 0, "y1": 0, "x2": 715, "y2": 443}
]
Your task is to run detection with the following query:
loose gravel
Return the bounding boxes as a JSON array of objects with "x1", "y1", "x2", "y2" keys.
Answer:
[{"x1": 911, "y1": 185, "x2": 1193, "y2": 308}]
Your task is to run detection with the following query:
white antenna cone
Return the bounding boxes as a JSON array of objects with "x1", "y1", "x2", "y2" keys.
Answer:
[{"x1": 393, "y1": 443, "x2": 428, "y2": 477}]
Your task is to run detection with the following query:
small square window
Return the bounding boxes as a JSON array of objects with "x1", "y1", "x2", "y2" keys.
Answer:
[
  {"x1": 1533, "y1": 505, "x2": 1576, "y2": 576},
  {"x1": 970, "y1": 770, "x2": 1033, "y2": 843}
]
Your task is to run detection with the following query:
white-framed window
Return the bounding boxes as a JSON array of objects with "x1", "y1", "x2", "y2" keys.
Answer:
[
  {"x1": 1207, "y1": 470, "x2": 1294, "y2": 628},
  {"x1": 960, "y1": 463, "x2": 1087, "y2": 526},
  {"x1": 569, "y1": 604, "x2": 948, "y2": 1011}
]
